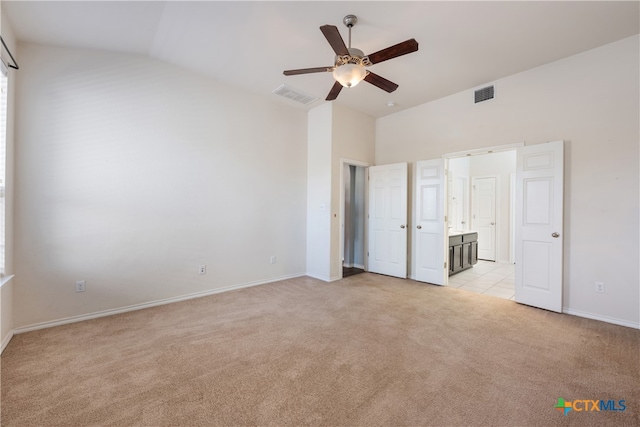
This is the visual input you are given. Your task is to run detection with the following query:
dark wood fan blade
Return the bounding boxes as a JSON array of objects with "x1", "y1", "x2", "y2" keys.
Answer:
[
  {"x1": 320, "y1": 25, "x2": 349, "y2": 56},
  {"x1": 326, "y1": 81, "x2": 343, "y2": 101},
  {"x1": 283, "y1": 67, "x2": 333, "y2": 76},
  {"x1": 364, "y1": 72, "x2": 399, "y2": 93},
  {"x1": 367, "y1": 39, "x2": 418, "y2": 64}
]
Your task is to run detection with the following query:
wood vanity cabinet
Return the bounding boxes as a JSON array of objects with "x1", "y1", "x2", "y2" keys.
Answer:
[{"x1": 449, "y1": 232, "x2": 478, "y2": 275}]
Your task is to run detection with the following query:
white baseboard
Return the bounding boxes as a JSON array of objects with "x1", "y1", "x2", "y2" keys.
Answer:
[
  {"x1": 306, "y1": 272, "x2": 330, "y2": 282},
  {"x1": 13, "y1": 273, "x2": 636, "y2": 341},
  {"x1": 1, "y1": 330, "x2": 14, "y2": 354},
  {"x1": 13, "y1": 273, "x2": 306, "y2": 335},
  {"x1": 563, "y1": 308, "x2": 640, "y2": 330},
  {"x1": 306, "y1": 273, "x2": 342, "y2": 282}
]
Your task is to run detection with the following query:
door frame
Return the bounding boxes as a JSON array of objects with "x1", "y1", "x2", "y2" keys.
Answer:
[
  {"x1": 339, "y1": 158, "x2": 370, "y2": 279},
  {"x1": 443, "y1": 143, "x2": 524, "y2": 159},
  {"x1": 509, "y1": 172, "x2": 516, "y2": 264},
  {"x1": 443, "y1": 144, "x2": 523, "y2": 271}
]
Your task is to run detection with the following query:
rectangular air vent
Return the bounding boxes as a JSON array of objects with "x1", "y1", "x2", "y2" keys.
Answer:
[
  {"x1": 474, "y1": 85, "x2": 494, "y2": 103},
  {"x1": 272, "y1": 84, "x2": 318, "y2": 105}
]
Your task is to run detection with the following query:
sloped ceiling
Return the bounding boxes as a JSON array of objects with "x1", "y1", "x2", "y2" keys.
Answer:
[{"x1": 3, "y1": 1, "x2": 639, "y2": 118}]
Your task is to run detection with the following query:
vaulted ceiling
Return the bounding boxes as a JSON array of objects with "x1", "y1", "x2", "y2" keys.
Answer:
[{"x1": 3, "y1": 1, "x2": 639, "y2": 118}]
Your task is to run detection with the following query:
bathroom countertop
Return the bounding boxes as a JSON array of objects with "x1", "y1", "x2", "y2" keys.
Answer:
[{"x1": 448, "y1": 230, "x2": 477, "y2": 237}]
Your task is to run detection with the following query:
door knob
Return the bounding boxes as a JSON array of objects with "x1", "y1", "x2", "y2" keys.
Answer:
[
  {"x1": 491, "y1": 222, "x2": 495, "y2": 225},
  {"x1": 417, "y1": 225, "x2": 422, "y2": 229},
  {"x1": 552, "y1": 232, "x2": 560, "y2": 238},
  {"x1": 400, "y1": 225, "x2": 406, "y2": 229}
]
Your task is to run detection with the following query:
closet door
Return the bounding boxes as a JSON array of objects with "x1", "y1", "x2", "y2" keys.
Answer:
[{"x1": 367, "y1": 163, "x2": 408, "y2": 278}]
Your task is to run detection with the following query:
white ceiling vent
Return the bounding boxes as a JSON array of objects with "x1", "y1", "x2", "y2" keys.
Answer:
[
  {"x1": 272, "y1": 84, "x2": 319, "y2": 105},
  {"x1": 474, "y1": 85, "x2": 494, "y2": 103}
]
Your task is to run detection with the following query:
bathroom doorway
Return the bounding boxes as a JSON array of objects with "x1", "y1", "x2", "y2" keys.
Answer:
[{"x1": 447, "y1": 149, "x2": 516, "y2": 299}]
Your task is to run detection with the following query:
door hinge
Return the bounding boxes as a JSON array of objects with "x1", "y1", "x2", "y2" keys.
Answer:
[
  {"x1": 367, "y1": 252, "x2": 369, "y2": 257},
  {"x1": 444, "y1": 215, "x2": 447, "y2": 223},
  {"x1": 444, "y1": 261, "x2": 447, "y2": 269}
]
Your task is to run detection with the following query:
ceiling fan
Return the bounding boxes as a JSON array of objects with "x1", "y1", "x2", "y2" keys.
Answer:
[{"x1": 283, "y1": 15, "x2": 418, "y2": 101}]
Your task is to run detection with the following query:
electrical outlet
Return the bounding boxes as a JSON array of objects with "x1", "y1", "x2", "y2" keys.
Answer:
[
  {"x1": 270, "y1": 256, "x2": 276, "y2": 265},
  {"x1": 595, "y1": 281, "x2": 605, "y2": 293},
  {"x1": 199, "y1": 265, "x2": 206, "y2": 275},
  {"x1": 75, "y1": 280, "x2": 86, "y2": 293}
]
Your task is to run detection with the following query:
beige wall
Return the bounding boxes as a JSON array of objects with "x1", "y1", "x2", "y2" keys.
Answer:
[
  {"x1": 376, "y1": 36, "x2": 640, "y2": 327},
  {"x1": 306, "y1": 102, "x2": 375, "y2": 281},
  {"x1": 329, "y1": 103, "x2": 375, "y2": 280},
  {"x1": 306, "y1": 103, "x2": 333, "y2": 280},
  {"x1": 14, "y1": 43, "x2": 308, "y2": 329}
]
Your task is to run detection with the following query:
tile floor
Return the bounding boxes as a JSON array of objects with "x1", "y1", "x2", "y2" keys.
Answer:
[{"x1": 447, "y1": 260, "x2": 515, "y2": 300}]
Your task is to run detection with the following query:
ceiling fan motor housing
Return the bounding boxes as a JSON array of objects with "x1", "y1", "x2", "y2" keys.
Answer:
[{"x1": 335, "y1": 48, "x2": 371, "y2": 68}]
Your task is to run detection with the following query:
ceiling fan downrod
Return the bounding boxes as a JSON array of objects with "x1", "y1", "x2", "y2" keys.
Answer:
[{"x1": 343, "y1": 14, "x2": 357, "y2": 49}]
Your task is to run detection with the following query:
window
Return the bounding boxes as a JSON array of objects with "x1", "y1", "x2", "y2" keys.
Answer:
[{"x1": 0, "y1": 62, "x2": 7, "y2": 278}]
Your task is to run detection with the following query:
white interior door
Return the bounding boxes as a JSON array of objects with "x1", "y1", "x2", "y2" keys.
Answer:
[
  {"x1": 472, "y1": 176, "x2": 496, "y2": 261},
  {"x1": 515, "y1": 141, "x2": 564, "y2": 312},
  {"x1": 368, "y1": 163, "x2": 408, "y2": 278},
  {"x1": 414, "y1": 159, "x2": 447, "y2": 285},
  {"x1": 455, "y1": 176, "x2": 469, "y2": 230}
]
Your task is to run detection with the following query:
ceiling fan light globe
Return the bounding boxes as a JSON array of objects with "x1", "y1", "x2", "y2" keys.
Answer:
[{"x1": 333, "y1": 64, "x2": 367, "y2": 88}]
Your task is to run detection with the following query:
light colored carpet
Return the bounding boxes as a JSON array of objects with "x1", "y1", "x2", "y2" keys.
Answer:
[{"x1": 2, "y1": 273, "x2": 639, "y2": 426}]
